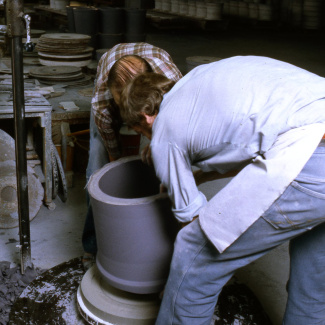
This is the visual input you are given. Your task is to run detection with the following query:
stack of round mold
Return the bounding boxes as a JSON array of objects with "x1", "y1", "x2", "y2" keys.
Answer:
[
  {"x1": 35, "y1": 33, "x2": 93, "y2": 67},
  {"x1": 29, "y1": 65, "x2": 91, "y2": 86}
]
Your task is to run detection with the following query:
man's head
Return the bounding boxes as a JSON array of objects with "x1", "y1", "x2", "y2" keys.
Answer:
[
  {"x1": 119, "y1": 72, "x2": 175, "y2": 139},
  {"x1": 107, "y1": 55, "x2": 153, "y2": 105}
]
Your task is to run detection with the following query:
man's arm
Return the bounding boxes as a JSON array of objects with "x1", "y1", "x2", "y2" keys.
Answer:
[
  {"x1": 93, "y1": 99, "x2": 123, "y2": 161},
  {"x1": 152, "y1": 142, "x2": 208, "y2": 224},
  {"x1": 193, "y1": 169, "x2": 239, "y2": 186}
]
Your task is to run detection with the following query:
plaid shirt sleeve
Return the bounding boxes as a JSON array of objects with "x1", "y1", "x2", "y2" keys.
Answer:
[{"x1": 91, "y1": 43, "x2": 183, "y2": 159}]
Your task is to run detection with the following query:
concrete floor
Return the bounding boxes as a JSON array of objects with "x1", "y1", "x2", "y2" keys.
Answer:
[{"x1": 1, "y1": 21, "x2": 325, "y2": 325}]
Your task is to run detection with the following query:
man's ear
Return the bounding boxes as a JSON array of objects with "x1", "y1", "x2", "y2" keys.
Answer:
[{"x1": 143, "y1": 113, "x2": 156, "y2": 126}]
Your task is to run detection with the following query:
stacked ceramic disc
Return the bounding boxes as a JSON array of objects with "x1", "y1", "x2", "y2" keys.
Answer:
[
  {"x1": 35, "y1": 33, "x2": 93, "y2": 67},
  {"x1": 29, "y1": 65, "x2": 91, "y2": 86}
]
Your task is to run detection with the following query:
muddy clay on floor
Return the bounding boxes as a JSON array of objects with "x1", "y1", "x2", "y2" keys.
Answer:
[
  {"x1": 0, "y1": 261, "x2": 44, "y2": 325},
  {"x1": 1, "y1": 256, "x2": 272, "y2": 325},
  {"x1": 8, "y1": 257, "x2": 86, "y2": 325}
]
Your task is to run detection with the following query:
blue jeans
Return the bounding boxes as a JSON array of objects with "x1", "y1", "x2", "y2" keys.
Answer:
[
  {"x1": 156, "y1": 143, "x2": 325, "y2": 325},
  {"x1": 82, "y1": 112, "x2": 109, "y2": 255}
]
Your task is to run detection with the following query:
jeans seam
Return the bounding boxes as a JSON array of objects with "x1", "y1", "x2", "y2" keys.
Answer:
[
  {"x1": 292, "y1": 182, "x2": 325, "y2": 200},
  {"x1": 171, "y1": 237, "x2": 209, "y2": 324},
  {"x1": 275, "y1": 202, "x2": 298, "y2": 228}
]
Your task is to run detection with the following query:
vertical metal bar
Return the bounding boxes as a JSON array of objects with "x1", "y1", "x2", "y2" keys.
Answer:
[{"x1": 7, "y1": 0, "x2": 32, "y2": 273}]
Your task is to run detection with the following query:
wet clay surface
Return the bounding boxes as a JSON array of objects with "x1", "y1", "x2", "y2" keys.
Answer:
[
  {"x1": 9, "y1": 257, "x2": 86, "y2": 325},
  {"x1": 3, "y1": 256, "x2": 271, "y2": 325},
  {"x1": 213, "y1": 282, "x2": 273, "y2": 325},
  {"x1": 0, "y1": 262, "x2": 43, "y2": 325}
]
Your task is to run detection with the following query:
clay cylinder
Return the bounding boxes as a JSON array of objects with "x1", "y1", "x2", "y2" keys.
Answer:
[{"x1": 88, "y1": 156, "x2": 179, "y2": 294}]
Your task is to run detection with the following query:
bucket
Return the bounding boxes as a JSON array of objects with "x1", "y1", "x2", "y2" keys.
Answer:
[
  {"x1": 196, "y1": 2, "x2": 207, "y2": 18},
  {"x1": 303, "y1": 0, "x2": 322, "y2": 30},
  {"x1": 179, "y1": 1, "x2": 188, "y2": 15},
  {"x1": 229, "y1": 0, "x2": 239, "y2": 16},
  {"x1": 258, "y1": 4, "x2": 273, "y2": 21},
  {"x1": 98, "y1": 33, "x2": 124, "y2": 49},
  {"x1": 125, "y1": 8, "x2": 146, "y2": 35},
  {"x1": 88, "y1": 156, "x2": 180, "y2": 294},
  {"x1": 66, "y1": 6, "x2": 76, "y2": 32},
  {"x1": 162, "y1": 0, "x2": 172, "y2": 12},
  {"x1": 223, "y1": 0, "x2": 230, "y2": 16},
  {"x1": 238, "y1": 2, "x2": 249, "y2": 18},
  {"x1": 73, "y1": 7, "x2": 99, "y2": 35},
  {"x1": 188, "y1": 1, "x2": 196, "y2": 17},
  {"x1": 155, "y1": 0, "x2": 162, "y2": 10},
  {"x1": 248, "y1": 3, "x2": 258, "y2": 20},
  {"x1": 171, "y1": 0, "x2": 180, "y2": 14},
  {"x1": 206, "y1": 3, "x2": 223, "y2": 20},
  {"x1": 290, "y1": 2, "x2": 303, "y2": 27},
  {"x1": 54, "y1": 0, "x2": 69, "y2": 10},
  {"x1": 99, "y1": 7, "x2": 125, "y2": 34}
]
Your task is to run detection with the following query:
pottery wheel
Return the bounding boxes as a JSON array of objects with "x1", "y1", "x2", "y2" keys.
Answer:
[
  {"x1": 0, "y1": 160, "x2": 44, "y2": 229},
  {"x1": 77, "y1": 265, "x2": 161, "y2": 325}
]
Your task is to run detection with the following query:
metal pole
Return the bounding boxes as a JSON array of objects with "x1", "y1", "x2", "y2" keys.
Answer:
[{"x1": 6, "y1": 0, "x2": 32, "y2": 273}]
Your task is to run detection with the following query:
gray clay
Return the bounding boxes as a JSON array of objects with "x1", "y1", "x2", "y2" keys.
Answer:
[{"x1": 88, "y1": 156, "x2": 179, "y2": 294}]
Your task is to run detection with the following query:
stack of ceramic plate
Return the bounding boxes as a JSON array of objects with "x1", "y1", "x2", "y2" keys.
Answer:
[
  {"x1": 35, "y1": 33, "x2": 93, "y2": 67},
  {"x1": 29, "y1": 65, "x2": 91, "y2": 86}
]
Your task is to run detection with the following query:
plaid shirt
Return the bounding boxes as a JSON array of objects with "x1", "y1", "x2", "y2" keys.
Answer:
[{"x1": 91, "y1": 42, "x2": 183, "y2": 159}]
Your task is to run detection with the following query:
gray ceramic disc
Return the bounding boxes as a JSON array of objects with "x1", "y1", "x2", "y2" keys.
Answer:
[
  {"x1": 0, "y1": 160, "x2": 44, "y2": 229},
  {"x1": 39, "y1": 33, "x2": 91, "y2": 42},
  {"x1": 77, "y1": 265, "x2": 160, "y2": 325},
  {"x1": 0, "y1": 129, "x2": 15, "y2": 162},
  {"x1": 29, "y1": 65, "x2": 81, "y2": 76}
]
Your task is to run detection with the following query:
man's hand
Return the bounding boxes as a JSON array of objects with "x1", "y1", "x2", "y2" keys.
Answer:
[{"x1": 141, "y1": 144, "x2": 153, "y2": 165}]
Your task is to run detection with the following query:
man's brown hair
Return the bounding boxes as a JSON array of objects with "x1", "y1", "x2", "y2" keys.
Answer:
[
  {"x1": 107, "y1": 55, "x2": 153, "y2": 96},
  {"x1": 120, "y1": 72, "x2": 175, "y2": 126}
]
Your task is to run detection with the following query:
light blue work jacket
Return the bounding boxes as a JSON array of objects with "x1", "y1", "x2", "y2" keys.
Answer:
[{"x1": 151, "y1": 56, "x2": 325, "y2": 252}]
